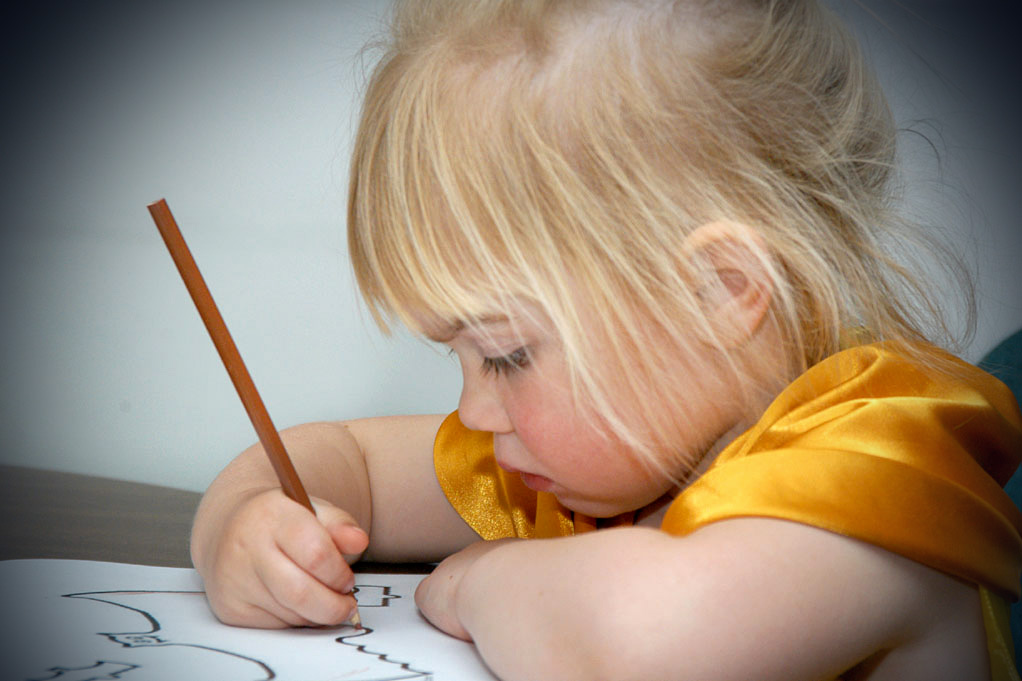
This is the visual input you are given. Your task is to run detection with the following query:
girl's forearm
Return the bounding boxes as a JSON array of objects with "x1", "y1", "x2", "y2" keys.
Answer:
[
  {"x1": 454, "y1": 527, "x2": 690, "y2": 681},
  {"x1": 452, "y1": 518, "x2": 926, "y2": 681}
]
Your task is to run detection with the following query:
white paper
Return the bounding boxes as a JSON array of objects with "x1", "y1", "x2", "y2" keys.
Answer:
[{"x1": 0, "y1": 559, "x2": 499, "y2": 681}]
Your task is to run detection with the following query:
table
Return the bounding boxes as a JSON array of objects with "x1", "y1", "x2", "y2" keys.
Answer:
[
  {"x1": 0, "y1": 464, "x2": 199, "y2": 566},
  {"x1": 0, "y1": 465, "x2": 431, "y2": 573}
]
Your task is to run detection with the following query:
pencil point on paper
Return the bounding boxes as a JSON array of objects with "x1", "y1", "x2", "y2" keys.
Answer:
[{"x1": 349, "y1": 608, "x2": 363, "y2": 630}]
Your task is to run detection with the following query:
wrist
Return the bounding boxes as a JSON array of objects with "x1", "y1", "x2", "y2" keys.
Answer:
[
  {"x1": 189, "y1": 485, "x2": 274, "y2": 573},
  {"x1": 451, "y1": 539, "x2": 515, "y2": 641}
]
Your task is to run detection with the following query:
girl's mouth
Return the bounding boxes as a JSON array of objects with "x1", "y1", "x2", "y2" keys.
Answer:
[
  {"x1": 497, "y1": 459, "x2": 555, "y2": 492},
  {"x1": 518, "y1": 471, "x2": 554, "y2": 492}
]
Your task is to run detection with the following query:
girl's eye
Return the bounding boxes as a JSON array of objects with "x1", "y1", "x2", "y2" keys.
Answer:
[{"x1": 481, "y1": 347, "x2": 531, "y2": 376}]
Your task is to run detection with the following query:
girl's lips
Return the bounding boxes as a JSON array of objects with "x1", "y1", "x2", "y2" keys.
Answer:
[
  {"x1": 497, "y1": 459, "x2": 554, "y2": 492},
  {"x1": 518, "y1": 471, "x2": 554, "y2": 492}
]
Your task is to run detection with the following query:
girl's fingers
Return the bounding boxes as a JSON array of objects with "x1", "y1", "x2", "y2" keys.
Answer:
[
  {"x1": 312, "y1": 501, "x2": 371, "y2": 558},
  {"x1": 229, "y1": 599, "x2": 310, "y2": 629},
  {"x1": 257, "y1": 549, "x2": 359, "y2": 626},
  {"x1": 206, "y1": 572, "x2": 311, "y2": 629},
  {"x1": 275, "y1": 518, "x2": 353, "y2": 594},
  {"x1": 329, "y1": 522, "x2": 371, "y2": 560},
  {"x1": 204, "y1": 491, "x2": 367, "y2": 628}
]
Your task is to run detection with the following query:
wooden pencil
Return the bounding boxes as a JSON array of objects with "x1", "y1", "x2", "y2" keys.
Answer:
[{"x1": 147, "y1": 198, "x2": 361, "y2": 628}]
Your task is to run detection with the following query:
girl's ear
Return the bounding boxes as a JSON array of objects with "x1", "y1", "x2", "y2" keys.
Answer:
[{"x1": 681, "y1": 220, "x2": 774, "y2": 347}]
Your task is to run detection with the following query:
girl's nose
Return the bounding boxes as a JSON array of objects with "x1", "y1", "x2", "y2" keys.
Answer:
[{"x1": 457, "y1": 371, "x2": 513, "y2": 434}]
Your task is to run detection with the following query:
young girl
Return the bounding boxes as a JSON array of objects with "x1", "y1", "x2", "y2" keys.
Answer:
[{"x1": 190, "y1": 1, "x2": 1022, "y2": 679}]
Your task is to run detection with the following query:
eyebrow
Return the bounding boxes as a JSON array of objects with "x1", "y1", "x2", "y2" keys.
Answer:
[{"x1": 422, "y1": 314, "x2": 511, "y2": 342}]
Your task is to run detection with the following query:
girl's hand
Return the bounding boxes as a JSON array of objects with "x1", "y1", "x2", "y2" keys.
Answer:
[
  {"x1": 414, "y1": 538, "x2": 517, "y2": 640},
  {"x1": 196, "y1": 488, "x2": 369, "y2": 629}
]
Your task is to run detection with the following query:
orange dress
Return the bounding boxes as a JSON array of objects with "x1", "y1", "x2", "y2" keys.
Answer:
[{"x1": 434, "y1": 343, "x2": 1022, "y2": 680}]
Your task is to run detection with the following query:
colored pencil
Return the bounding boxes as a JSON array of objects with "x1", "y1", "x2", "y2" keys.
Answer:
[{"x1": 147, "y1": 198, "x2": 361, "y2": 627}]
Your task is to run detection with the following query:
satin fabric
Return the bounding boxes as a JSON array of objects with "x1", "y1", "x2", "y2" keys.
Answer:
[{"x1": 433, "y1": 342, "x2": 1022, "y2": 679}]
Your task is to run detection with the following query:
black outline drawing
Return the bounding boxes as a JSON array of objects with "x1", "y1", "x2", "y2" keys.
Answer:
[
  {"x1": 26, "y1": 585, "x2": 434, "y2": 681},
  {"x1": 28, "y1": 661, "x2": 138, "y2": 681}
]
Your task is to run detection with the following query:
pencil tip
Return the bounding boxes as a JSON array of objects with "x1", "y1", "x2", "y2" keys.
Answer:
[{"x1": 350, "y1": 608, "x2": 363, "y2": 630}]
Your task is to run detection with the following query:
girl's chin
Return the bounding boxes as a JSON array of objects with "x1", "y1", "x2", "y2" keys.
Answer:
[{"x1": 549, "y1": 492, "x2": 640, "y2": 521}]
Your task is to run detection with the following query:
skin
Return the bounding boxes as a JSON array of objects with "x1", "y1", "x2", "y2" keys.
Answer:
[{"x1": 191, "y1": 223, "x2": 991, "y2": 680}]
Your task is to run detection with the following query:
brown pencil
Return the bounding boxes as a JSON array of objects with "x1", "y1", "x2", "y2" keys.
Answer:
[{"x1": 147, "y1": 198, "x2": 361, "y2": 628}]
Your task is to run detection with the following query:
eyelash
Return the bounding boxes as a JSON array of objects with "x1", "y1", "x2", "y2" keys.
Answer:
[{"x1": 480, "y1": 347, "x2": 531, "y2": 376}]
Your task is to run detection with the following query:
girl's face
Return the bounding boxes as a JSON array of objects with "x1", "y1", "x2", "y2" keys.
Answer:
[{"x1": 428, "y1": 301, "x2": 737, "y2": 518}]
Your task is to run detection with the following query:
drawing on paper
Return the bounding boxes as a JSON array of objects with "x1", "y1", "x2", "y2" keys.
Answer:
[
  {"x1": 26, "y1": 585, "x2": 432, "y2": 681},
  {"x1": 3, "y1": 562, "x2": 496, "y2": 681},
  {"x1": 28, "y1": 661, "x2": 139, "y2": 681}
]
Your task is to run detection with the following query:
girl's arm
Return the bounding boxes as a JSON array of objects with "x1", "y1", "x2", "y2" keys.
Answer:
[
  {"x1": 191, "y1": 413, "x2": 479, "y2": 628},
  {"x1": 419, "y1": 518, "x2": 983, "y2": 681},
  {"x1": 343, "y1": 414, "x2": 483, "y2": 561}
]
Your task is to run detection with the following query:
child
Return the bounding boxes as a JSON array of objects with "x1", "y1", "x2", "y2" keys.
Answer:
[{"x1": 190, "y1": 1, "x2": 1022, "y2": 679}]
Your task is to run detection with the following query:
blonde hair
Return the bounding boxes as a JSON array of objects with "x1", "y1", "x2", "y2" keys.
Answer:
[{"x1": 347, "y1": 0, "x2": 974, "y2": 477}]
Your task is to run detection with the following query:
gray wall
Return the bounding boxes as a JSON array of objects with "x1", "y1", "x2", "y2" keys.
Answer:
[{"x1": 0, "y1": 1, "x2": 1018, "y2": 492}]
